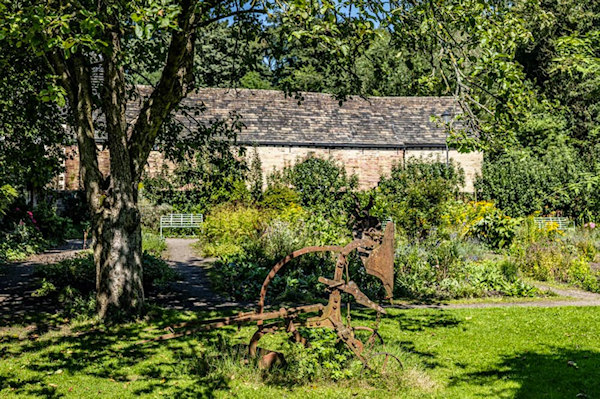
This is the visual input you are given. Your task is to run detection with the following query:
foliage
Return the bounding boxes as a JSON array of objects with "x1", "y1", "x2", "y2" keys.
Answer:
[
  {"x1": 27, "y1": 202, "x2": 76, "y2": 243},
  {"x1": 0, "y1": 184, "x2": 17, "y2": 216},
  {"x1": 394, "y1": 237, "x2": 537, "y2": 300},
  {"x1": 200, "y1": 204, "x2": 268, "y2": 258},
  {"x1": 144, "y1": 112, "x2": 250, "y2": 213},
  {"x1": 0, "y1": 223, "x2": 47, "y2": 263},
  {"x1": 142, "y1": 231, "x2": 167, "y2": 257},
  {"x1": 384, "y1": 0, "x2": 545, "y2": 152},
  {"x1": 205, "y1": 205, "x2": 351, "y2": 302},
  {"x1": 0, "y1": 46, "x2": 67, "y2": 194},
  {"x1": 138, "y1": 196, "x2": 173, "y2": 233},
  {"x1": 468, "y1": 205, "x2": 520, "y2": 250},
  {"x1": 260, "y1": 185, "x2": 301, "y2": 211},
  {"x1": 476, "y1": 146, "x2": 600, "y2": 220},
  {"x1": 248, "y1": 147, "x2": 263, "y2": 202},
  {"x1": 378, "y1": 158, "x2": 464, "y2": 239},
  {"x1": 278, "y1": 328, "x2": 358, "y2": 382},
  {"x1": 268, "y1": 155, "x2": 357, "y2": 218},
  {"x1": 33, "y1": 252, "x2": 179, "y2": 318},
  {"x1": 510, "y1": 220, "x2": 600, "y2": 292}
]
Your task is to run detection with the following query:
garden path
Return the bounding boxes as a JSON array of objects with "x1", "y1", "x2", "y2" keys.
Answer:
[
  {"x1": 150, "y1": 238, "x2": 250, "y2": 311},
  {"x1": 390, "y1": 282, "x2": 600, "y2": 310}
]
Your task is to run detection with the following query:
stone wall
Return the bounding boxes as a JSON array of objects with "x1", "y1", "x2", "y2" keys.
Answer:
[
  {"x1": 249, "y1": 146, "x2": 404, "y2": 190},
  {"x1": 61, "y1": 146, "x2": 173, "y2": 190},
  {"x1": 60, "y1": 145, "x2": 482, "y2": 193}
]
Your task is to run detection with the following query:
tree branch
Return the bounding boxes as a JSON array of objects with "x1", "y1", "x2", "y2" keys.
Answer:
[
  {"x1": 48, "y1": 50, "x2": 103, "y2": 212},
  {"x1": 128, "y1": 0, "x2": 197, "y2": 181}
]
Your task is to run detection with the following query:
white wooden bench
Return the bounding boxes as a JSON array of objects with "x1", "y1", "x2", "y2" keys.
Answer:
[
  {"x1": 160, "y1": 213, "x2": 203, "y2": 237},
  {"x1": 533, "y1": 217, "x2": 574, "y2": 231}
]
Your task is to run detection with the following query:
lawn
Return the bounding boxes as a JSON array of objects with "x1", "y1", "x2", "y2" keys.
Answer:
[{"x1": 1, "y1": 306, "x2": 599, "y2": 398}]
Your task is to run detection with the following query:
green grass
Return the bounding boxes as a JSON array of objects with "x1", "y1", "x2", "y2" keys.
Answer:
[{"x1": 1, "y1": 306, "x2": 599, "y2": 398}]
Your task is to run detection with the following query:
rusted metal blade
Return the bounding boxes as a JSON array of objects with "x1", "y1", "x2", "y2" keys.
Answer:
[{"x1": 363, "y1": 221, "x2": 395, "y2": 299}]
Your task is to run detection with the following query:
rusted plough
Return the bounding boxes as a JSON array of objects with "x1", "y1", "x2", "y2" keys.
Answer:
[{"x1": 150, "y1": 221, "x2": 400, "y2": 372}]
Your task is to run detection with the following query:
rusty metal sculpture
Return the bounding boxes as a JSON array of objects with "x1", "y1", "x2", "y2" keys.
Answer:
[{"x1": 150, "y1": 221, "x2": 398, "y2": 371}]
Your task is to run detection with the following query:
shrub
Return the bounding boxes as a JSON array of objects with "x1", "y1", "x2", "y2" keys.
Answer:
[
  {"x1": 476, "y1": 146, "x2": 600, "y2": 220},
  {"x1": 277, "y1": 328, "x2": 358, "y2": 382},
  {"x1": 267, "y1": 155, "x2": 357, "y2": 217},
  {"x1": 29, "y1": 202, "x2": 75, "y2": 243},
  {"x1": 142, "y1": 231, "x2": 167, "y2": 257},
  {"x1": 200, "y1": 204, "x2": 267, "y2": 257},
  {"x1": 139, "y1": 197, "x2": 173, "y2": 232},
  {"x1": 468, "y1": 207, "x2": 520, "y2": 250},
  {"x1": 378, "y1": 157, "x2": 464, "y2": 239},
  {"x1": 0, "y1": 223, "x2": 47, "y2": 263},
  {"x1": 0, "y1": 184, "x2": 18, "y2": 216},
  {"x1": 510, "y1": 225, "x2": 600, "y2": 292},
  {"x1": 394, "y1": 239, "x2": 537, "y2": 300},
  {"x1": 260, "y1": 185, "x2": 300, "y2": 211}
]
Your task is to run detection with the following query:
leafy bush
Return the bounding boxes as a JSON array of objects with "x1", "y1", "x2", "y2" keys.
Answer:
[
  {"x1": 29, "y1": 202, "x2": 75, "y2": 243},
  {"x1": 139, "y1": 197, "x2": 173, "y2": 232},
  {"x1": 0, "y1": 223, "x2": 47, "y2": 262},
  {"x1": 0, "y1": 184, "x2": 17, "y2": 216},
  {"x1": 378, "y1": 157, "x2": 464, "y2": 239},
  {"x1": 260, "y1": 185, "x2": 300, "y2": 211},
  {"x1": 276, "y1": 328, "x2": 358, "y2": 382},
  {"x1": 468, "y1": 206, "x2": 520, "y2": 250},
  {"x1": 142, "y1": 231, "x2": 167, "y2": 257},
  {"x1": 267, "y1": 155, "x2": 357, "y2": 217},
  {"x1": 510, "y1": 224, "x2": 600, "y2": 292},
  {"x1": 476, "y1": 146, "x2": 600, "y2": 220},
  {"x1": 200, "y1": 204, "x2": 267, "y2": 257}
]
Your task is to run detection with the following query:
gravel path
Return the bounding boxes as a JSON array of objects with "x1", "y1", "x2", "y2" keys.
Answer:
[
  {"x1": 150, "y1": 238, "x2": 250, "y2": 311},
  {"x1": 389, "y1": 282, "x2": 600, "y2": 310}
]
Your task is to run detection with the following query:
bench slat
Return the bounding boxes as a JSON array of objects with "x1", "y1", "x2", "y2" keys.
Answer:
[
  {"x1": 533, "y1": 217, "x2": 573, "y2": 230},
  {"x1": 160, "y1": 213, "x2": 203, "y2": 237}
]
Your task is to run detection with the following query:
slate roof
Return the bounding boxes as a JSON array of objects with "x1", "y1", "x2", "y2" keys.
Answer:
[{"x1": 129, "y1": 86, "x2": 459, "y2": 148}]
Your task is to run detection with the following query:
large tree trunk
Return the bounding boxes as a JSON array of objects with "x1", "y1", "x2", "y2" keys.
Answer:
[{"x1": 94, "y1": 193, "x2": 144, "y2": 318}]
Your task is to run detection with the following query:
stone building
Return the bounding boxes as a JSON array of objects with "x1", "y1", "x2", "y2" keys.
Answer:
[{"x1": 59, "y1": 88, "x2": 482, "y2": 192}]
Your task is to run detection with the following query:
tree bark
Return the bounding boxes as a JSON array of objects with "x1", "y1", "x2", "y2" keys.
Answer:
[
  {"x1": 95, "y1": 25, "x2": 145, "y2": 318},
  {"x1": 94, "y1": 198, "x2": 144, "y2": 318}
]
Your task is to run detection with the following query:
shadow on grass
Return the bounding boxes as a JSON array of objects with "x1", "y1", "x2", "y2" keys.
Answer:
[
  {"x1": 0, "y1": 308, "x2": 237, "y2": 398},
  {"x1": 449, "y1": 348, "x2": 600, "y2": 398}
]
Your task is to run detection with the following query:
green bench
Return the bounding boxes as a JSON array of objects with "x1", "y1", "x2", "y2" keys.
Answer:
[
  {"x1": 533, "y1": 217, "x2": 574, "y2": 231},
  {"x1": 159, "y1": 213, "x2": 203, "y2": 237}
]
